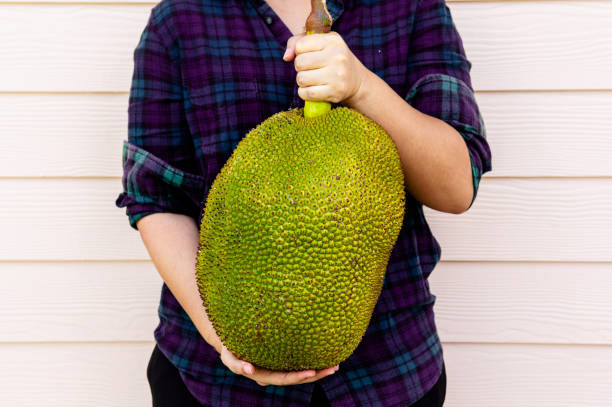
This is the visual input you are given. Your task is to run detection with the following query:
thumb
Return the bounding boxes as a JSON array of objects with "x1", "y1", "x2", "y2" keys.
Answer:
[
  {"x1": 283, "y1": 34, "x2": 305, "y2": 61},
  {"x1": 220, "y1": 345, "x2": 254, "y2": 375}
]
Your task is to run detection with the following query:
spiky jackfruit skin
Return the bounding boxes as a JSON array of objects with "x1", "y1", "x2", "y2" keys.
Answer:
[{"x1": 196, "y1": 107, "x2": 405, "y2": 371}]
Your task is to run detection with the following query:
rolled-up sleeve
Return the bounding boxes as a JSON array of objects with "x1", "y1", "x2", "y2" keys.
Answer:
[
  {"x1": 115, "y1": 12, "x2": 205, "y2": 230},
  {"x1": 405, "y1": 0, "x2": 492, "y2": 209}
]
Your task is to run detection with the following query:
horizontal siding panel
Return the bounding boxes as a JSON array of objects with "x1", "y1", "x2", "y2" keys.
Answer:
[
  {"x1": 444, "y1": 343, "x2": 612, "y2": 407},
  {"x1": 2, "y1": 261, "x2": 612, "y2": 344},
  {"x1": 0, "y1": 262, "x2": 161, "y2": 342},
  {"x1": 452, "y1": 1, "x2": 612, "y2": 90},
  {"x1": 1, "y1": 2, "x2": 612, "y2": 91},
  {"x1": 424, "y1": 178, "x2": 612, "y2": 262},
  {"x1": 1, "y1": 342, "x2": 611, "y2": 406},
  {"x1": 0, "y1": 342, "x2": 153, "y2": 407},
  {"x1": 0, "y1": 178, "x2": 610, "y2": 261},
  {"x1": 0, "y1": 4, "x2": 149, "y2": 92},
  {"x1": 430, "y1": 262, "x2": 612, "y2": 345},
  {"x1": 0, "y1": 94, "x2": 128, "y2": 177},
  {"x1": 0, "y1": 178, "x2": 150, "y2": 261},
  {"x1": 3, "y1": 91, "x2": 612, "y2": 177},
  {"x1": 476, "y1": 91, "x2": 612, "y2": 177}
]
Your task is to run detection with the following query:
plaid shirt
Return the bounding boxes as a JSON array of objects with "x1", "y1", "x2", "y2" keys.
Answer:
[{"x1": 115, "y1": 0, "x2": 492, "y2": 405}]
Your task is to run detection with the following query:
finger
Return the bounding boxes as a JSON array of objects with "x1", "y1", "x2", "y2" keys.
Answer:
[
  {"x1": 296, "y1": 69, "x2": 327, "y2": 88},
  {"x1": 298, "y1": 85, "x2": 340, "y2": 104},
  {"x1": 283, "y1": 34, "x2": 306, "y2": 61},
  {"x1": 299, "y1": 365, "x2": 339, "y2": 384},
  {"x1": 220, "y1": 346, "x2": 254, "y2": 376},
  {"x1": 219, "y1": 347, "x2": 240, "y2": 374},
  {"x1": 242, "y1": 362, "x2": 255, "y2": 375},
  {"x1": 295, "y1": 34, "x2": 327, "y2": 55},
  {"x1": 294, "y1": 50, "x2": 328, "y2": 72},
  {"x1": 251, "y1": 368, "x2": 317, "y2": 386}
]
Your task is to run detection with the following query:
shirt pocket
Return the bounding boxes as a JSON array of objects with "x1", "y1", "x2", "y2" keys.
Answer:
[
  {"x1": 184, "y1": 75, "x2": 266, "y2": 188},
  {"x1": 185, "y1": 75, "x2": 265, "y2": 154}
]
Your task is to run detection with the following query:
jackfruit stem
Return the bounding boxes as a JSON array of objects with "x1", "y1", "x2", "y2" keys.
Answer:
[{"x1": 303, "y1": 0, "x2": 333, "y2": 119}]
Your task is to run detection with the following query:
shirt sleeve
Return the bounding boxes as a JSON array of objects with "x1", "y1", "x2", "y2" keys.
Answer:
[
  {"x1": 115, "y1": 13, "x2": 206, "y2": 230},
  {"x1": 405, "y1": 0, "x2": 492, "y2": 210}
]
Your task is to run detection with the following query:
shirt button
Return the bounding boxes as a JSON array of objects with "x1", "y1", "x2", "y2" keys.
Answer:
[{"x1": 265, "y1": 16, "x2": 273, "y2": 25}]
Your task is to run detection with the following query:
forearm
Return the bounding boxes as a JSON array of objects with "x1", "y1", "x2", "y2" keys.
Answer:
[
  {"x1": 136, "y1": 212, "x2": 223, "y2": 353},
  {"x1": 346, "y1": 70, "x2": 473, "y2": 214}
]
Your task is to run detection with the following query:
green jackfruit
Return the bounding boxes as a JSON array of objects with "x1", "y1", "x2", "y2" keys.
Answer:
[{"x1": 195, "y1": 107, "x2": 405, "y2": 371}]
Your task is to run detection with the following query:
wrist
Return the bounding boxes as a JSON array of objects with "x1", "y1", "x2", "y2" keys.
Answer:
[
  {"x1": 205, "y1": 331, "x2": 223, "y2": 355},
  {"x1": 206, "y1": 329, "x2": 224, "y2": 355},
  {"x1": 193, "y1": 311, "x2": 223, "y2": 354},
  {"x1": 344, "y1": 65, "x2": 375, "y2": 111}
]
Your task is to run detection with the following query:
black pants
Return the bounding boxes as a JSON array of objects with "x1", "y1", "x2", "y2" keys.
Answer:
[{"x1": 147, "y1": 344, "x2": 446, "y2": 406}]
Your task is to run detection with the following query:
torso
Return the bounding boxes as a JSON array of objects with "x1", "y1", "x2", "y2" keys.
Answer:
[
  {"x1": 265, "y1": 0, "x2": 311, "y2": 35},
  {"x1": 141, "y1": 0, "x2": 460, "y2": 403}
]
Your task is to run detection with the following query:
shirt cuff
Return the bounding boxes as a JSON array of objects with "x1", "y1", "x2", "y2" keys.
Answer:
[
  {"x1": 115, "y1": 141, "x2": 207, "y2": 230},
  {"x1": 405, "y1": 73, "x2": 492, "y2": 210}
]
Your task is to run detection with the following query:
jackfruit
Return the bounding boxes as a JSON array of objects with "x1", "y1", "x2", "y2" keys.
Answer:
[{"x1": 195, "y1": 107, "x2": 405, "y2": 371}]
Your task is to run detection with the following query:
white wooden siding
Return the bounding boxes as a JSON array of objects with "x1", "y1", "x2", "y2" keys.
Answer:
[
  {"x1": 3, "y1": 2, "x2": 612, "y2": 91},
  {"x1": 3, "y1": 261, "x2": 612, "y2": 346},
  {"x1": 3, "y1": 91, "x2": 612, "y2": 177},
  {"x1": 1, "y1": 0, "x2": 611, "y2": 406}
]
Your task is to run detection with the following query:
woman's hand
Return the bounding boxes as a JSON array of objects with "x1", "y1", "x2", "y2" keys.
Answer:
[
  {"x1": 283, "y1": 32, "x2": 370, "y2": 106},
  {"x1": 219, "y1": 344, "x2": 339, "y2": 386}
]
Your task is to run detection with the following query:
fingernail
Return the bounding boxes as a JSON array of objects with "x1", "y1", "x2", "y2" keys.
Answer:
[
  {"x1": 283, "y1": 49, "x2": 290, "y2": 59},
  {"x1": 243, "y1": 363, "x2": 253, "y2": 374}
]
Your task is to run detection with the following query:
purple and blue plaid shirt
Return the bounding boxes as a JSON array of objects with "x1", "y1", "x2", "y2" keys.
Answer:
[{"x1": 116, "y1": 0, "x2": 492, "y2": 405}]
